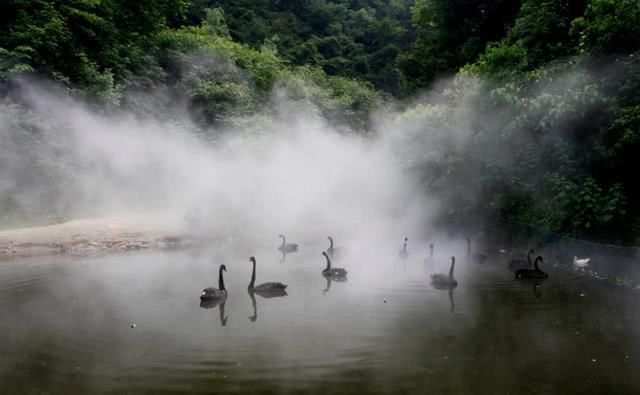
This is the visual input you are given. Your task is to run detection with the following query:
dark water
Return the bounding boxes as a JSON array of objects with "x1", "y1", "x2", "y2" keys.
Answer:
[{"x1": 1, "y1": 240, "x2": 639, "y2": 394}]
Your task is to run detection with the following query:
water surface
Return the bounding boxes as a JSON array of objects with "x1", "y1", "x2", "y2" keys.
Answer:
[{"x1": 1, "y1": 240, "x2": 639, "y2": 394}]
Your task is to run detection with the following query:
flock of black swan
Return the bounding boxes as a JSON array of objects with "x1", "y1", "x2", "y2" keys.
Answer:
[{"x1": 200, "y1": 235, "x2": 551, "y2": 306}]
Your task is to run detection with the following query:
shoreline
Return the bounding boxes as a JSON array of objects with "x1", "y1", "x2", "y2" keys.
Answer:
[{"x1": 0, "y1": 218, "x2": 203, "y2": 259}]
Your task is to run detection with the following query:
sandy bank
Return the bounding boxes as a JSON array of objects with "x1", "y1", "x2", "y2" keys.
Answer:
[{"x1": 0, "y1": 217, "x2": 204, "y2": 258}]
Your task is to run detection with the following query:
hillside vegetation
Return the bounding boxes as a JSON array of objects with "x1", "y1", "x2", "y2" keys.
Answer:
[{"x1": 0, "y1": 0, "x2": 639, "y2": 243}]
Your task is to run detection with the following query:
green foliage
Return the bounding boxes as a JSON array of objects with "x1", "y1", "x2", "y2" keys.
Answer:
[
  {"x1": 202, "y1": 7, "x2": 230, "y2": 38},
  {"x1": 572, "y1": 0, "x2": 640, "y2": 55},
  {"x1": 156, "y1": 10, "x2": 378, "y2": 126},
  {"x1": 399, "y1": 0, "x2": 521, "y2": 90},
  {"x1": 401, "y1": 48, "x2": 639, "y2": 241},
  {"x1": 504, "y1": 0, "x2": 576, "y2": 66},
  {"x1": 1, "y1": 0, "x2": 639, "y2": 240},
  {"x1": 283, "y1": 65, "x2": 378, "y2": 128},
  {"x1": 548, "y1": 175, "x2": 626, "y2": 232},
  {"x1": 188, "y1": 0, "x2": 414, "y2": 94},
  {"x1": 0, "y1": 0, "x2": 189, "y2": 99},
  {"x1": 470, "y1": 40, "x2": 529, "y2": 77},
  {"x1": 0, "y1": 47, "x2": 35, "y2": 79},
  {"x1": 466, "y1": 0, "x2": 584, "y2": 77}
]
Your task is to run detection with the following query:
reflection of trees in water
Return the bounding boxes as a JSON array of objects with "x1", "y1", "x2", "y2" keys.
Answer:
[
  {"x1": 489, "y1": 222, "x2": 640, "y2": 287},
  {"x1": 365, "y1": 272, "x2": 640, "y2": 394},
  {"x1": 0, "y1": 338, "x2": 93, "y2": 393}
]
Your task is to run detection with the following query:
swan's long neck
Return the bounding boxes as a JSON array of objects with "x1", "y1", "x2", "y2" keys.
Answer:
[
  {"x1": 329, "y1": 238, "x2": 334, "y2": 249},
  {"x1": 249, "y1": 261, "x2": 256, "y2": 289},
  {"x1": 324, "y1": 254, "x2": 331, "y2": 270},
  {"x1": 218, "y1": 267, "x2": 226, "y2": 291},
  {"x1": 280, "y1": 236, "x2": 286, "y2": 248},
  {"x1": 403, "y1": 241, "x2": 407, "y2": 252},
  {"x1": 534, "y1": 257, "x2": 542, "y2": 272},
  {"x1": 449, "y1": 260, "x2": 455, "y2": 277}
]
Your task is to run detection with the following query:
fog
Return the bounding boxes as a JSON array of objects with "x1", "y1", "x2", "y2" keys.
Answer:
[
  {"x1": 3, "y1": 66, "x2": 640, "y2": 395},
  {"x1": 0, "y1": 62, "x2": 622, "y2": 262},
  {"x1": 2, "y1": 77, "x2": 448, "y2": 254}
]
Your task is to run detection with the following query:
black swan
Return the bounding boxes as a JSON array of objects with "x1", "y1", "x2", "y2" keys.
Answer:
[
  {"x1": 248, "y1": 256, "x2": 288, "y2": 294},
  {"x1": 321, "y1": 251, "x2": 347, "y2": 277},
  {"x1": 431, "y1": 256, "x2": 458, "y2": 287},
  {"x1": 508, "y1": 249, "x2": 534, "y2": 271},
  {"x1": 278, "y1": 235, "x2": 298, "y2": 253},
  {"x1": 200, "y1": 264, "x2": 228, "y2": 300},
  {"x1": 467, "y1": 237, "x2": 488, "y2": 264},
  {"x1": 399, "y1": 237, "x2": 408, "y2": 259},
  {"x1": 515, "y1": 256, "x2": 549, "y2": 279}
]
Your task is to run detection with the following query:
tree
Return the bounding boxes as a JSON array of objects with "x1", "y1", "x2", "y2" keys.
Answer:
[
  {"x1": 572, "y1": 0, "x2": 640, "y2": 55},
  {"x1": 399, "y1": 0, "x2": 521, "y2": 91}
]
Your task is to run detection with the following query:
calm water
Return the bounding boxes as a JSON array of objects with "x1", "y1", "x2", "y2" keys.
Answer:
[{"x1": 1, "y1": 239, "x2": 639, "y2": 394}]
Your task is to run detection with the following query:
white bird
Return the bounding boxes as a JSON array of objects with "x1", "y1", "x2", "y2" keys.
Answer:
[{"x1": 573, "y1": 256, "x2": 591, "y2": 268}]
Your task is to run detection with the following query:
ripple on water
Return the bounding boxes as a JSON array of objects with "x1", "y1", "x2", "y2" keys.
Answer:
[{"x1": 1, "y1": 248, "x2": 640, "y2": 394}]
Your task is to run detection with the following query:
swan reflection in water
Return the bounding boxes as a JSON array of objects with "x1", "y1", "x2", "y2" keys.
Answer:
[
  {"x1": 199, "y1": 299, "x2": 228, "y2": 326},
  {"x1": 515, "y1": 278, "x2": 544, "y2": 298},
  {"x1": 322, "y1": 274, "x2": 347, "y2": 295},
  {"x1": 430, "y1": 257, "x2": 457, "y2": 313},
  {"x1": 247, "y1": 288, "x2": 288, "y2": 323},
  {"x1": 430, "y1": 282, "x2": 456, "y2": 313},
  {"x1": 248, "y1": 291, "x2": 257, "y2": 322},
  {"x1": 533, "y1": 282, "x2": 543, "y2": 298}
]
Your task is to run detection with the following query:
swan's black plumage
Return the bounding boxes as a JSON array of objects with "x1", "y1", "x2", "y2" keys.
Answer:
[
  {"x1": 200, "y1": 264, "x2": 228, "y2": 300},
  {"x1": 431, "y1": 256, "x2": 458, "y2": 287},
  {"x1": 515, "y1": 256, "x2": 548, "y2": 279},
  {"x1": 321, "y1": 251, "x2": 347, "y2": 277},
  {"x1": 508, "y1": 249, "x2": 534, "y2": 271},
  {"x1": 248, "y1": 256, "x2": 288, "y2": 293}
]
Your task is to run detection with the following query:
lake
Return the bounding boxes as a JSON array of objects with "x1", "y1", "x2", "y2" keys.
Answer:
[{"x1": 1, "y1": 237, "x2": 639, "y2": 394}]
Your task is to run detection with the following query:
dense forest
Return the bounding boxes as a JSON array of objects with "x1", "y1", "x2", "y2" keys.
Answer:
[{"x1": 1, "y1": 0, "x2": 639, "y2": 243}]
